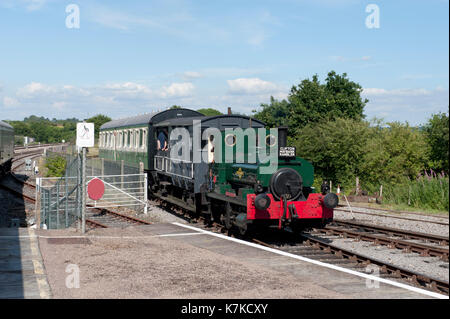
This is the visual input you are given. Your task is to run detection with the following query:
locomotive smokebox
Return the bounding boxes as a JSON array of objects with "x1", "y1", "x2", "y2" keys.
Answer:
[{"x1": 278, "y1": 126, "x2": 288, "y2": 148}]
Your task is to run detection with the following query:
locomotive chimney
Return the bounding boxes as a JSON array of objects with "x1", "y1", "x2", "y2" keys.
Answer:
[
  {"x1": 227, "y1": 107, "x2": 232, "y2": 115},
  {"x1": 278, "y1": 126, "x2": 288, "y2": 147}
]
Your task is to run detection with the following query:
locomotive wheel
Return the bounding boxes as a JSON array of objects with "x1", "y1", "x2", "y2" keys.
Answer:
[
  {"x1": 238, "y1": 224, "x2": 247, "y2": 236},
  {"x1": 223, "y1": 203, "x2": 233, "y2": 230}
]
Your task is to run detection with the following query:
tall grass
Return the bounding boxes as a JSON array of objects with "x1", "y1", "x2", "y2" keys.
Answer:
[{"x1": 382, "y1": 171, "x2": 449, "y2": 212}]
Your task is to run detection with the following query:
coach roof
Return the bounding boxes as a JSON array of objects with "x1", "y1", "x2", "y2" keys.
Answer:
[
  {"x1": 0, "y1": 120, "x2": 13, "y2": 130},
  {"x1": 100, "y1": 108, "x2": 204, "y2": 130},
  {"x1": 155, "y1": 114, "x2": 266, "y2": 128}
]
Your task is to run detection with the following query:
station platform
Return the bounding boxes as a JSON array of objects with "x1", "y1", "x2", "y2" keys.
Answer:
[
  {"x1": 0, "y1": 228, "x2": 51, "y2": 298},
  {"x1": 34, "y1": 223, "x2": 445, "y2": 299}
]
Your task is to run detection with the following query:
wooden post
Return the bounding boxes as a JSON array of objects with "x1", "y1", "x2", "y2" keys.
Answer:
[
  {"x1": 379, "y1": 185, "x2": 383, "y2": 198},
  {"x1": 408, "y1": 186, "x2": 411, "y2": 206},
  {"x1": 355, "y1": 177, "x2": 359, "y2": 195},
  {"x1": 101, "y1": 158, "x2": 104, "y2": 176}
]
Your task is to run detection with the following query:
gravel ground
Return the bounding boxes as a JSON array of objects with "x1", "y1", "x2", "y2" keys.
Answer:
[
  {"x1": 335, "y1": 208, "x2": 449, "y2": 237},
  {"x1": 317, "y1": 234, "x2": 449, "y2": 282},
  {"x1": 37, "y1": 226, "x2": 345, "y2": 299}
]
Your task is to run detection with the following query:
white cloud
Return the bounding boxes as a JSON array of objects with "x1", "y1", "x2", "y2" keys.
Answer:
[
  {"x1": 227, "y1": 78, "x2": 279, "y2": 95},
  {"x1": 363, "y1": 87, "x2": 433, "y2": 97},
  {"x1": 362, "y1": 86, "x2": 449, "y2": 125},
  {"x1": 160, "y1": 82, "x2": 195, "y2": 98},
  {"x1": 0, "y1": 0, "x2": 49, "y2": 11},
  {"x1": 1, "y1": 81, "x2": 198, "y2": 119},
  {"x1": 52, "y1": 101, "x2": 66, "y2": 110},
  {"x1": 3, "y1": 96, "x2": 20, "y2": 108},
  {"x1": 181, "y1": 71, "x2": 203, "y2": 81}
]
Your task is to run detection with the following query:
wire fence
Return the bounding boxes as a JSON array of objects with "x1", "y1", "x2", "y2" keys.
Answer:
[{"x1": 39, "y1": 149, "x2": 147, "y2": 229}]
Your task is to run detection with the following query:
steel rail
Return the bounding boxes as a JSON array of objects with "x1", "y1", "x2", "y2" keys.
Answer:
[
  {"x1": 331, "y1": 220, "x2": 449, "y2": 245},
  {"x1": 299, "y1": 233, "x2": 449, "y2": 295},
  {"x1": 315, "y1": 225, "x2": 449, "y2": 261},
  {"x1": 336, "y1": 207, "x2": 449, "y2": 226},
  {"x1": 0, "y1": 182, "x2": 36, "y2": 203},
  {"x1": 337, "y1": 203, "x2": 449, "y2": 220}
]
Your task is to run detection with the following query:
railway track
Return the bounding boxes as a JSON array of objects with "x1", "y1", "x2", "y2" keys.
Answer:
[
  {"x1": 318, "y1": 220, "x2": 449, "y2": 261},
  {"x1": 335, "y1": 206, "x2": 449, "y2": 226},
  {"x1": 337, "y1": 203, "x2": 449, "y2": 219},
  {"x1": 11, "y1": 151, "x2": 43, "y2": 171},
  {"x1": 251, "y1": 231, "x2": 449, "y2": 296},
  {"x1": 150, "y1": 196, "x2": 449, "y2": 296},
  {"x1": 0, "y1": 179, "x2": 36, "y2": 203},
  {"x1": 85, "y1": 206, "x2": 152, "y2": 228}
]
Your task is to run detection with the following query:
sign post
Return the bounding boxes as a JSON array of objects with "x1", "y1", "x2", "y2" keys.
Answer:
[{"x1": 76, "y1": 122, "x2": 95, "y2": 234}]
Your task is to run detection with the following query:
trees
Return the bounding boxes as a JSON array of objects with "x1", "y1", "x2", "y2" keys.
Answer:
[
  {"x1": 196, "y1": 108, "x2": 223, "y2": 116},
  {"x1": 424, "y1": 112, "x2": 449, "y2": 173},
  {"x1": 254, "y1": 71, "x2": 367, "y2": 135},
  {"x1": 294, "y1": 118, "x2": 371, "y2": 186},
  {"x1": 295, "y1": 118, "x2": 430, "y2": 190},
  {"x1": 86, "y1": 114, "x2": 111, "y2": 139},
  {"x1": 360, "y1": 122, "x2": 429, "y2": 186}
]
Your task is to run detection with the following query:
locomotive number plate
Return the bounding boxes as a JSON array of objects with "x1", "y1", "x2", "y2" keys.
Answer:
[{"x1": 279, "y1": 146, "x2": 296, "y2": 158}]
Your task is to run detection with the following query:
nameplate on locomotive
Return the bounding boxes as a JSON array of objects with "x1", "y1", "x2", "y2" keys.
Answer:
[{"x1": 279, "y1": 146, "x2": 296, "y2": 158}]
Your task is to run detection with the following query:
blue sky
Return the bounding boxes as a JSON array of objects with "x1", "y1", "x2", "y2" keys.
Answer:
[{"x1": 0, "y1": 0, "x2": 448, "y2": 125}]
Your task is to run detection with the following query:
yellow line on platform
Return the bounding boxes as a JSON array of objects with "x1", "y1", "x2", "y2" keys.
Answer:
[{"x1": 27, "y1": 228, "x2": 51, "y2": 299}]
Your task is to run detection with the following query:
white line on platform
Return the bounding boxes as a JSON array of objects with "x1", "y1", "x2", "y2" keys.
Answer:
[
  {"x1": 0, "y1": 232, "x2": 204, "y2": 240},
  {"x1": 172, "y1": 222, "x2": 449, "y2": 299}
]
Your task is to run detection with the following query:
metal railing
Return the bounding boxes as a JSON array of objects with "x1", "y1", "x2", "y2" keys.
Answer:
[{"x1": 39, "y1": 151, "x2": 148, "y2": 229}]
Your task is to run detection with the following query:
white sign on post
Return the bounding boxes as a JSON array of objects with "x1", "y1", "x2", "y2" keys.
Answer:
[{"x1": 76, "y1": 123, "x2": 95, "y2": 148}]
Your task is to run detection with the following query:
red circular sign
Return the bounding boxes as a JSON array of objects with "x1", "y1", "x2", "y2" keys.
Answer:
[{"x1": 88, "y1": 178, "x2": 105, "y2": 200}]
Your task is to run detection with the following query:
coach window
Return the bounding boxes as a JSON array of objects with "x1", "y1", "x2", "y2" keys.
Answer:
[
  {"x1": 143, "y1": 129, "x2": 148, "y2": 150},
  {"x1": 225, "y1": 133, "x2": 236, "y2": 147},
  {"x1": 208, "y1": 135, "x2": 215, "y2": 163},
  {"x1": 135, "y1": 129, "x2": 139, "y2": 149},
  {"x1": 266, "y1": 134, "x2": 276, "y2": 147}
]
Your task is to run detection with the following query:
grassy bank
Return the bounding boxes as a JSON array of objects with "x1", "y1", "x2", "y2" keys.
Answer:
[{"x1": 381, "y1": 172, "x2": 449, "y2": 213}]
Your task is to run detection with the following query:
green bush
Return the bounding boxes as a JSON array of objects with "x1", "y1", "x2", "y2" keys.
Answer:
[{"x1": 45, "y1": 155, "x2": 67, "y2": 177}]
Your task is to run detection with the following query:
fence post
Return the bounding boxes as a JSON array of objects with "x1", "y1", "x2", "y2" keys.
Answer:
[
  {"x1": 77, "y1": 151, "x2": 81, "y2": 231},
  {"x1": 65, "y1": 170, "x2": 69, "y2": 228},
  {"x1": 101, "y1": 158, "x2": 105, "y2": 176},
  {"x1": 121, "y1": 160, "x2": 124, "y2": 189},
  {"x1": 56, "y1": 183, "x2": 60, "y2": 228},
  {"x1": 48, "y1": 189, "x2": 52, "y2": 229},
  {"x1": 144, "y1": 172, "x2": 148, "y2": 214},
  {"x1": 355, "y1": 177, "x2": 360, "y2": 195},
  {"x1": 81, "y1": 147, "x2": 87, "y2": 234}
]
